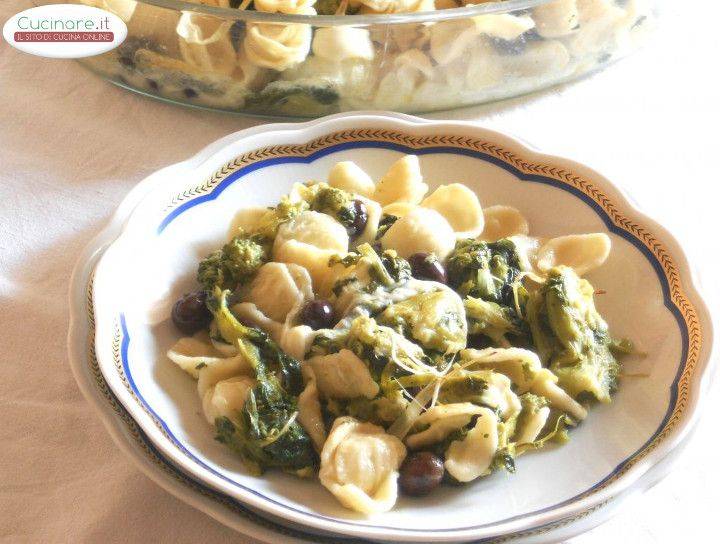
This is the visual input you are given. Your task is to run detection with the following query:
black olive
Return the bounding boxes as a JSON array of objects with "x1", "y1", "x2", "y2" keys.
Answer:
[
  {"x1": 118, "y1": 56, "x2": 134, "y2": 69},
  {"x1": 467, "y1": 334, "x2": 492, "y2": 350},
  {"x1": 408, "y1": 252, "x2": 447, "y2": 284},
  {"x1": 171, "y1": 291, "x2": 212, "y2": 335},
  {"x1": 399, "y1": 452, "x2": 445, "y2": 496},
  {"x1": 146, "y1": 79, "x2": 159, "y2": 91},
  {"x1": 347, "y1": 199, "x2": 368, "y2": 239},
  {"x1": 183, "y1": 88, "x2": 198, "y2": 99},
  {"x1": 300, "y1": 300, "x2": 336, "y2": 330}
]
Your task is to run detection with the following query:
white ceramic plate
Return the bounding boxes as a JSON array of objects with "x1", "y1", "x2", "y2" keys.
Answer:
[{"x1": 86, "y1": 112, "x2": 715, "y2": 542}]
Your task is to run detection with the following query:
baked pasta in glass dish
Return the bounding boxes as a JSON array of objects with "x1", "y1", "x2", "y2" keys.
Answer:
[{"x1": 55, "y1": 0, "x2": 656, "y2": 115}]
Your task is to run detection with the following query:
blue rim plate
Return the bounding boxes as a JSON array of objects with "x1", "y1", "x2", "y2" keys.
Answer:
[{"x1": 82, "y1": 113, "x2": 716, "y2": 542}]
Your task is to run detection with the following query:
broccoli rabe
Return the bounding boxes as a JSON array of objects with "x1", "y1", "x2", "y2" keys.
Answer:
[
  {"x1": 464, "y1": 296, "x2": 527, "y2": 347},
  {"x1": 375, "y1": 214, "x2": 399, "y2": 240},
  {"x1": 446, "y1": 238, "x2": 524, "y2": 304},
  {"x1": 525, "y1": 266, "x2": 621, "y2": 403},
  {"x1": 210, "y1": 289, "x2": 315, "y2": 473},
  {"x1": 253, "y1": 197, "x2": 308, "y2": 240},
  {"x1": 378, "y1": 290, "x2": 467, "y2": 353},
  {"x1": 448, "y1": 238, "x2": 529, "y2": 346},
  {"x1": 309, "y1": 185, "x2": 358, "y2": 230},
  {"x1": 328, "y1": 243, "x2": 411, "y2": 296},
  {"x1": 197, "y1": 233, "x2": 271, "y2": 292},
  {"x1": 245, "y1": 81, "x2": 339, "y2": 117}
]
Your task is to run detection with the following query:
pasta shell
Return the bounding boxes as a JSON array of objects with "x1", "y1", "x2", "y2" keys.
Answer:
[
  {"x1": 297, "y1": 367, "x2": 327, "y2": 452},
  {"x1": 244, "y1": 22, "x2": 312, "y2": 71},
  {"x1": 273, "y1": 240, "x2": 338, "y2": 293},
  {"x1": 500, "y1": 40, "x2": 570, "y2": 77},
  {"x1": 275, "y1": 210, "x2": 349, "y2": 253},
  {"x1": 230, "y1": 302, "x2": 284, "y2": 342},
  {"x1": 533, "y1": 0, "x2": 580, "y2": 38},
  {"x1": 307, "y1": 349, "x2": 380, "y2": 399},
  {"x1": 227, "y1": 206, "x2": 268, "y2": 239},
  {"x1": 312, "y1": 27, "x2": 375, "y2": 62},
  {"x1": 254, "y1": 0, "x2": 316, "y2": 14},
  {"x1": 382, "y1": 202, "x2": 416, "y2": 218},
  {"x1": 327, "y1": 161, "x2": 375, "y2": 197},
  {"x1": 515, "y1": 406, "x2": 551, "y2": 444},
  {"x1": 177, "y1": 13, "x2": 238, "y2": 76},
  {"x1": 405, "y1": 403, "x2": 484, "y2": 449},
  {"x1": 565, "y1": 0, "x2": 625, "y2": 56},
  {"x1": 319, "y1": 417, "x2": 406, "y2": 514},
  {"x1": 244, "y1": 262, "x2": 313, "y2": 322},
  {"x1": 421, "y1": 183, "x2": 484, "y2": 239},
  {"x1": 480, "y1": 205, "x2": 530, "y2": 242},
  {"x1": 279, "y1": 325, "x2": 316, "y2": 361},
  {"x1": 471, "y1": 14, "x2": 536, "y2": 40},
  {"x1": 429, "y1": 19, "x2": 480, "y2": 65},
  {"x1": 444, "y1": 407, "x2": 498, "y2": 482},
  {"x1": 202, "y1": 376, "x2": 256, "y2": 425},
  {"x1": 381, "y1": 207, "x2": 455, "y2": 260},
  {"x1": 352, "y1": 0, "x2": 434, "y2": 13},
  {"x1": 373, "y1": 155, "x2": 429, "y2": 206},
  {"x1": 536, "y1": 233, "x2": 611, "y2": 275},
  {"x1": 167, "y1": 333, "x2": 227, "y2": 379},
  {"x1": 197, "y1": 353, "x2": 254, "y2": 397}
]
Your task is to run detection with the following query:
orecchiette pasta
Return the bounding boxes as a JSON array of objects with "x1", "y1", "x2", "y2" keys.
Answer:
[
  {"x1": 311, "y1": 27, "x2": 375, "y2": 62},
  {"x1": 227, "y1": 206, "x2": 268, "y2": 239},
  {"x1": 374, "y1": 49, "x2": 434, "y2": 109},
  {"x1": 472, "y1": 14, "x2": 536, "y2": 40},
  {"x1": 176, "y1": 14, "x2": 238, "y2": 76},
  {"x1": 167, "y1": 155, "x2": 628, "y2": 514},
  {"x1": 373, "y1": 155, "x2": 429, "y2": 206},
  {"x1": 480, "y1": 205, "x2": 530, "y2": 242},
  {"x1": 381, "y1": 207, "x2": 456, "y2": 260},
  {"x1": 197, "y1": 352, "x2": 253, "y2": 397},
  {"x1": 274, "y1": 239, "x2": 339, "y2": 290},
  {"x1": 254, "y1": 0, "x2": 316, "y2": 14},
  {"x1": 382, "y1": 201, "x2": 416, "y2": 218},
  {"x1": 231, "y1": 302, "x2": 284, "y2": 342},
  {"x1": 327, "y1": 161, "x2": 376, "y2": 198},
  {"x1": 244, "y1": 262, "x2": 313, "y2": 322},
  {"x1": 533, "y1": 0, "x2": 580, "y2": 38},
  {"x1": 536, "y1": 233, "x2": 611, "y2": 275},
  {"x1": 444, "y1": 407, "x2": 498, "y2": 482},
  {"x1": 297, "y1": 367, "x2": 327, "y2": 451},
  {"x1": 421, "y1": 183, "x2": 485, "y2": 238},
  {"x1": 202, "y1": 376, "x2": 256, "y2": 425},
  {"x1": 405, "y1": 403, "x2": 484, "y2": 449},
  {"x1": 274, "y1": 210, "x2": 349, "y2": 253},
  {"x1": 566, "y1": 0, "x2": 626, "y2": 56},
  {"x1": 279, "y1": 325, "x2": 316, "y2": 361},
  {"x1": 167, "y1": 333, "x2": 227, "y2": 379},
  {"x1": 461, "y1": 347, "x2": 587, "y2": 420},
  {"x1": 244, "y1": 22, "x2": 312, "y2": 71},
  {"x1": 319, "y1": 417, "x2": 407, "y2": 514},
  {"x1": 352, "y1": 0, "x2": 435, "y2": 14},
  {"x1": 515, "y1": 406, "x2": 551, "y2": 444},
  {"x1": 429, "y1": 19, "x2": 480, "y2": 65},
  {"x1": 500, "y1": 40, "x2": 571, "y2": 78},
  {"x1": 307, "y1": 349, "x2": 380, "y2": 399}
]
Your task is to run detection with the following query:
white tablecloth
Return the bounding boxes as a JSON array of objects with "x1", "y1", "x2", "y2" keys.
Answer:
[{"x1": 1, "y1": 0, "x2": 718, "y2": 541}]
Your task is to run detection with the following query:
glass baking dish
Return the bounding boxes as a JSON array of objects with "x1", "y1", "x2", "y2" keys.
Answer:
[{"x1": 59, "y1": 0, "x2": 656, "y2": 116}]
